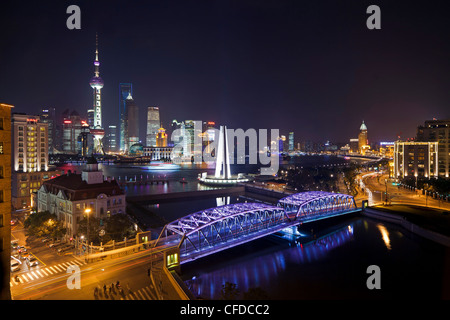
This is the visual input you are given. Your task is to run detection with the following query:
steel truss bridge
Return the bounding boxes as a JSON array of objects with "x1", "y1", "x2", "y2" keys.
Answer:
[{"x1": 155, "y1": 191, "x2": 359, "y2": 263}]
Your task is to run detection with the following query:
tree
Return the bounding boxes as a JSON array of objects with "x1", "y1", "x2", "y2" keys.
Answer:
[{"x1": 24, "y1": 211, "x2": 66, "y2": 239}]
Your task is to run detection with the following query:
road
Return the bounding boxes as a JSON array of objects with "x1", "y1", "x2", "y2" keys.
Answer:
[
  {"x1": 360, "y1": 172, "x2": 450, "y2": 211},
  {"x1": 11, "y1": 244, "x2": 171, "y2": 300},
  {"x1": 10, "y1": 209, "x2": 181, "y2": 300}
]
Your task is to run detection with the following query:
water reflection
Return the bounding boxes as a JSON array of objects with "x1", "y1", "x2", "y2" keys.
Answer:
[
  {"x1": 185, "y1": 223, "x2": 355, "y2": 299},
  {"x1": 376, "y1": 224, "x2": 391, "y2": 250}
]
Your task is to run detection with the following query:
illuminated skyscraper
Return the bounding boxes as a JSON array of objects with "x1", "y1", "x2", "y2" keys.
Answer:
[
  {"x1": 146, "y1": 106, "x2": 160, "y2": 147},
  {"x1": 89, "y1": 34, "x2": 105, "y2": 154},
  {"x1": 125, "y1": 94, "x2": 139, "y2": 151},
  {"x1": 119, "y1": 83, "x2": 133, "y2": 152},
  {"x1": 288, "y1": 132, "x2": 294, "y2": 151}
]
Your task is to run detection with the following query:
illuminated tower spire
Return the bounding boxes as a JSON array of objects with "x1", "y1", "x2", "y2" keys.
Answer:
[{"x1": 89, "y1": 33, "x2": 105, "y2": 154}]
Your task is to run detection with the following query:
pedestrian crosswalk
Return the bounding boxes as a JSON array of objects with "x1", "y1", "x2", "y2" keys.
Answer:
[
  {"x1": 121, "y1": 286, "x2": 155, "y2": 300},
  {"x1": 10, "y1": 259, "x2": 86, "y2": 286}
]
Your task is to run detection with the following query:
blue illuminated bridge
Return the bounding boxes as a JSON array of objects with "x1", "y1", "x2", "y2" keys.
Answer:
[{"x1": 154, "y1": 191, "x2": 359, "y2": 263}]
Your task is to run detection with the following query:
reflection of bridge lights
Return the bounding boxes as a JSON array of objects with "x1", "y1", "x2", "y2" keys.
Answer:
[
  {"x1": 347, "y1": 225, "x2": 353, "y2": 234},
  {"x1": 376, "y1": 224, "x2": 391, "y2": 250}
]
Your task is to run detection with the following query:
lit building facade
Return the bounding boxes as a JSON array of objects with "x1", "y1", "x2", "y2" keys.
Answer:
[
  {"x1": 143, "y1": 146, "x2": 173, "y2": 161},
  {"x1": 156, "y1": 127, "x2": 168, "y2": 147},
  {"x1": 62, "y1": 110, "x2": 87, "y2": 154},
  {"x1": 146, "y1": 106, "x2": 160, "y2": 147},
  {"x1": 358, "y1": 121, "x2": 369, "y2": 154},
  {"x1": 11, "y1": 113, "x2": 58, "y2": 209},
  {"x1": 106, "y1": 125, "x2": 117, "y2": 153},
  {"x1": 0, "y1": 103, "x2": 13, "y2": 300},
  {"x1": 119, "y1": 83, "x2": 133, "y2": 152},
  {"x1": 125, "y1": 94, "x2": 139, "y2": 151},
  {"x1": 288, "y1": 132, "x2": 294, "y2": 151},
  {"x1": 393, "y1": 141, "x2": 438, "y2": 179},
  {"x1": 416, "y1": 119, "x2": 450, "y2": 178},
  {"x1": 40, "y1": 108, "x2": 56, "y2": 154}
]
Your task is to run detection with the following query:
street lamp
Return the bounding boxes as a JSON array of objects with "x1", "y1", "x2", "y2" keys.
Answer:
[{"x1": 85, "y1": 208, "x2": 92, "y2": 255}]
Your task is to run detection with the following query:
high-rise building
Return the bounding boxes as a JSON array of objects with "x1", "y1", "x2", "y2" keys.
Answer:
[
  {"x1": 156, "y1": 127, "x2": 168, "y2": 147},
  {"x1": 393, "y1": 141, "x2": 439, "y2": 179},
  {"x1": 40, "y1": 108, "x2": 56, "y2": 154},
  {"x1": 11, "y1": 113, "x2": 58, "y2": 210},
  {"x1": 106, "y1": 125, "x2": 118, "y2": 153},
  {"x1": 146, "y1": 106, "x2": 160, "y2": 147},
  {"x1": 87, "y1": 109, "x2": 95, "y2": 128},
  {"x1": 358, "y1": 121, "x2": 369, "y2": 154},
  {"x1": 62, "y1": 110, "x2": 86, "y2": 154},
  {"x1": 89, "y1": 34, "x2": 105, "y2": 154},
  {"x1": 125, "y1": 94, "x2": 139, "y2": 151},
  {"x1": 0, "y1": 103, "x2": 13, "y2": 300},
  {"x1": 288, "y1": 132, "x2": 294, "y2": 151},
  {"x1": 119, "y1": 83, "x2": 133, "y2": 152},
  {"x1": 416, "y1": 119, "x2": 450, "y2": 178}
]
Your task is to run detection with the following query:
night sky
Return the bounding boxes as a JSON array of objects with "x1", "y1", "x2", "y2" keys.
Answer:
[{"x1": 0, "y1": 0, "x2": 449, "y2": 145}]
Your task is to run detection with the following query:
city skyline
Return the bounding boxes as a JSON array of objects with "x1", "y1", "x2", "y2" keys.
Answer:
[{"x1": 0, "y1": 0, "x2": 449, "y2": 145}]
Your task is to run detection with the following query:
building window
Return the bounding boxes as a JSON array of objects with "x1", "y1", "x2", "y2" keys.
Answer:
[
  {"x1": 0, "y1": 118, "x2": 3, "y2": 130},
  {"x1": 0, "y1": 142, "x2": 3, "y2": 154},
  {"x1": 0, "y1": 190, "x2": 3, "y2": 203},
  {"x1": 0, "y1": 166, "x2": 3, "y2": 179}
]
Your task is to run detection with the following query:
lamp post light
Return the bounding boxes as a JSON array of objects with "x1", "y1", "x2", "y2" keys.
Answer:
[{"x1": 85, "y1": 208, "x2": 92, "y2": 256}]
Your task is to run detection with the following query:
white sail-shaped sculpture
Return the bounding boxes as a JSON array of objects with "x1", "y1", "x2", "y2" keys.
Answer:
[{"x1": 215, "y1": 125, "x2": 231, "y2": 179}]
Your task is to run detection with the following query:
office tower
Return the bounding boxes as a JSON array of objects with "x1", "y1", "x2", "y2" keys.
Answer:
[
  {"x1": 40, "y1": 108, "x2": 56, "y2": 154},
  {"x1": 0, "y1": 103, "x2": 13, "y2": 300},
  {"x1": 89, "y1": 34, "x2": 105, "y2": 154},
  {"x1": 119, "y1": 83, "x2": 133, "y2": 152},
  {"x1": 62, "y1": 110, "x2": 85, "y2": 154},
  {"x1": 156, "y1": 127, "x2": 168, "y2": 147},
  {"x1": 11, "y1": 113, "x2": 58, "y2": 210},
  {"x1": 185, "y1": 120, "x2": 202, "y2": 160},
  {"x1": 203, "y1": 121, "x2": 216, "y2": 155},
  {"x1": 349, "y1": 138, "x2": 359, "y2": 153},
  {"x1": 146, "y1": 106, "x2": 160, "y2": 147},
  {"x1": 106, "y1": 125, "x2": 117, "y2": 153},
  {"x1": 87, "y1": 109, "x2": 95, "y2": 128},
  {"x1": 416, "y1": 119, "x2": 450, "y2": 178},
  {"x1": 393, "y1": 141, "x2": 439, "y2": 179},
  {"x1": 358, "y1": 121, "x2": 369, "y2": 154},
  {"x1": 125, "y1": 94, "x2": 139, "y2": 151},
  {"x1": 289, "y1": 132, "x2": 294, "y2": 151}
]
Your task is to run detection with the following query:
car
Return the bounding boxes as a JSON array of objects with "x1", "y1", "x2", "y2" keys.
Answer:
[
  {"x1": 10, "y1": 259, "x2": 21, "y2": 272},
  {"x1": 19, "y1": 248, "x2": 29, "y2": 259},
  {"x1": 11, "y1": 240, "x2": 19, "y2": 249},
  {"x1": 57, "y1": 245, "x2": 73, "y2": 253},
  {"x1": 26, "y1": 255, "x2": 38, "y2": 267},
  {"x1": 49, "y1": 241, "x2": 62, "y2": 248}
]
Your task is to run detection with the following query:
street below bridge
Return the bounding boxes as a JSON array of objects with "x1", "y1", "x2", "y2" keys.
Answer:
[{"x1": 10, "y1": 243, "x2": 182, "y2": 300}]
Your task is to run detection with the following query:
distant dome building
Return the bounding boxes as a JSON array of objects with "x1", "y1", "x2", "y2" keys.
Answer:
[{"x1": 358, "y1": 120, "x2": 369, "y2": 154}]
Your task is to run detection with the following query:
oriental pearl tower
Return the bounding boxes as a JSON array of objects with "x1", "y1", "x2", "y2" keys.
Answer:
[{"x1": 89, "y1": 33, "x2": 105, "y2": 154}]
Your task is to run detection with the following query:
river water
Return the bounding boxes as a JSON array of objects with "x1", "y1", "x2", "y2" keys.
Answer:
[{"x1": 180, "y1": 215, "x2": 449, "y2": 299}]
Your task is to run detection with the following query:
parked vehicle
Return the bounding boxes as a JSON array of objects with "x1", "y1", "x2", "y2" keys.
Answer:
[
  {"x1": 49, "y1": 240, "x2": 61, "y2": 248},
  {"x1": 10, "y1": 259, "x2": 21, "y2": 272},
  {"x1": 26, "y1": 255, "x2": 38, "y2": 267}
]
